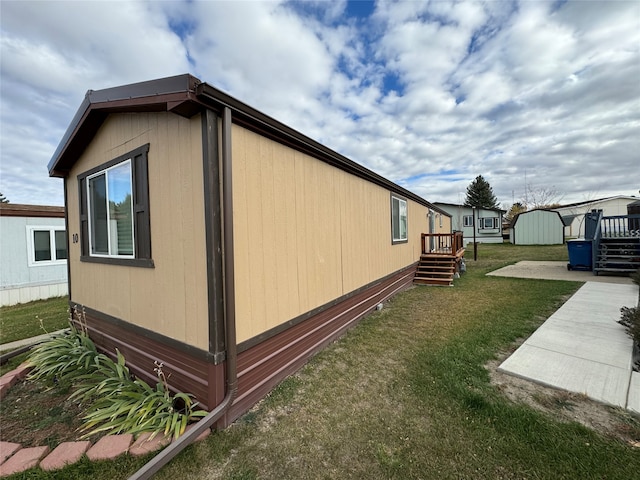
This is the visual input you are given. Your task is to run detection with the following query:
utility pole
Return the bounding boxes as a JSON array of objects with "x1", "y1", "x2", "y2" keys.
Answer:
[{"x1": 472, "y1": 206, "x2": 477, "y2": 261}]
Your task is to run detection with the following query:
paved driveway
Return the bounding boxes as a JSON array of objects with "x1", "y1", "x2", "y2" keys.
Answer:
[{"x1": 487, "y1": 261, "x2": 633, "y2": 284}]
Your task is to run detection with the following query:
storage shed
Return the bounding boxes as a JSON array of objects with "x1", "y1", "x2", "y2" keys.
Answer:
[
  {"x1": 509, "y1": 209, "x2": 565, "y2": 245},
  {"x1": 0, "y1": 204, "x2": 68, "y2": 306},
  {"x1": 47, "y1": 74, "x2": 451, "y2": 428}
]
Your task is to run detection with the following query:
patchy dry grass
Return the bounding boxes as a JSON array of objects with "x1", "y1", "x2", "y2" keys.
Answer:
[{"x1": 8, "y1": 243, "x2": 640, "y2": 479}]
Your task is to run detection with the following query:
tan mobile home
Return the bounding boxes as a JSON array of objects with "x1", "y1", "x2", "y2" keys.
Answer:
[{"x1": 48, "y1": 74, "x2": 455, "y2": 427}]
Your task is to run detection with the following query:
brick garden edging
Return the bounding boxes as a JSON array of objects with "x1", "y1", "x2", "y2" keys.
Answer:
[{"x1": 0, "y1": 364, "x2": 210, "y2": 476}]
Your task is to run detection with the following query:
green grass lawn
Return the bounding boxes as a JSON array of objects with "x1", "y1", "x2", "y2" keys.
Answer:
[
  {"x1": 8, "y1": 243, "x2": 640, "y2": 479},
  {"x1": 0, "y1": 296, "x2": 69, "y2": 345}
]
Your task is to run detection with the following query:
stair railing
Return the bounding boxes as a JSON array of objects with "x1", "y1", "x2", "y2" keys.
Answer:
[{"x1": 590, "y1": 210, "x2": 603, "y2": 273}]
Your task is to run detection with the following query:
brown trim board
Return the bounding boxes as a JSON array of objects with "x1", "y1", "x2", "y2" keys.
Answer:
[
  {"x1": 70, "y1": 305, "x2": 220, "y2": 410},
  {"x1": 201, "y1": 109, "x2": 225, "y2": 361},
  {"x1": 69, "y1": 303, "x2": 213, "y2": 363}
]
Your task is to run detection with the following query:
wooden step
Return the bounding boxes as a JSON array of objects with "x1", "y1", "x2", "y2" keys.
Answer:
[
  {"x1": 414, "y1": 254, "x2": 458, "y2": 286},
  {"x1": 414, "y1": 277, "x2": 453, "y2": 286},
  {"x1": 416, "y1": 265, "x2": 455, "y2": 271},
  {"x1": 415, "y1": 273, "x2": 453, "y2": 280}
]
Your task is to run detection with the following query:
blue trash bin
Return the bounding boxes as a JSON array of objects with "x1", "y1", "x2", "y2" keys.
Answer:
[{"x1": 567, "y1": 239, "x2": 592, "y2": 271}]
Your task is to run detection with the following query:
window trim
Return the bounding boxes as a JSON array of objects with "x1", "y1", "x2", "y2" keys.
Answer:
[
  {"x1": 26, "y1": 226, "x2": 67, "y2": 266},
  {"x1": 463, "y1": 215, "x2": 473, "y2": 227},
  {"x1": 86, "y1": 159, "x2": 135, "y2": 259},
  {"x1": 479, "y1": 217, "x2": 499, "y2": 230},
  {"x1": 391, "y1": 194, "x2": 408, "y2": 244},
  {"x1": 77, "y1": 144, "x2": 153, "y2": 268}
]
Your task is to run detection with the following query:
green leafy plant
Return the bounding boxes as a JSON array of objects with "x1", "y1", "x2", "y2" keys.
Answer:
[
  {"x1": 27, "y1": 306, "x2": 207, "y2": 440},
  {"x1": 619, "y1": 306, "x2": 640, "y2": 345},
  {"x1": 28, "y1": 306, "x2": 99, "y2": 386}
]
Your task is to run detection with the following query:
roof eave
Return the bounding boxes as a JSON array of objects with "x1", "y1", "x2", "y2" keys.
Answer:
[
  {"x1": 195, "y1": 82, "x2": 443, "y2": 211},
  {"x1": 48, "y1": 74, "x2": 203, "y2": 177},
  {"x1": 47, "y1": 74, "x2": 443, "y2": 212}
]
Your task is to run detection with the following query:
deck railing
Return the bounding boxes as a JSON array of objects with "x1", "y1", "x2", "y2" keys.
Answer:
[
  {"x1": 589, "y1": 212, "x2": 640, "y2": 273},
  {"x1": 599, "y1": 214, "x2": 640, "y2": 238},
  {"x1": 421, "y1": 231, "x2": 465, "y2": 256}
]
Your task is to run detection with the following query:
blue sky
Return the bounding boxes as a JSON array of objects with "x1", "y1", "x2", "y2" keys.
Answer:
[{"x1": 1, "y1": 0, "x2": 638, "y2": 208}]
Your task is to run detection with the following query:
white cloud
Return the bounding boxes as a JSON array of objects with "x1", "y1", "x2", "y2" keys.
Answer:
[{"x1": 0, "y1": 0, "x2": 638, "y2": 208}]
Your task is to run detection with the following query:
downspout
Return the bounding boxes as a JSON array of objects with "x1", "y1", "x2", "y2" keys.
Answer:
[{"x1": 129, "y1": 106, "x2": 237, "y2": 480}]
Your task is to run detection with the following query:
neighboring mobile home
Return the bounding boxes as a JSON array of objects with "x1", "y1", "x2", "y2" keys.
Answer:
[
  {"x1": 0, "y1": 204, "x2": 68, "y2": 306},
  {"x1": 553, "y1": 195, "x2": 638, "y2": 238},
  {"x1": 48, "y1": 74, "x2": 452, "y2": 427},
  {"x1": 509, "y1": 209, "x2": 566, "y2": 245},
  {"x1": 433, "y1": 202, "x2": 505, "y2": 245}
]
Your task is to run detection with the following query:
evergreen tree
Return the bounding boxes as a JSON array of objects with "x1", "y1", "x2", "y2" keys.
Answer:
[
  {"x1": 464, "y1": 175, "x2": 498, "y2": 208},
  {"x1": 0, "y1": 192, "x2": 8, "y2": 203}
]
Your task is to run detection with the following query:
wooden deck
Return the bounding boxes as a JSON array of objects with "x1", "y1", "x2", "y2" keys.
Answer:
[{"x1": 415, "y1": 232, "x2": 465, "y2": 286}]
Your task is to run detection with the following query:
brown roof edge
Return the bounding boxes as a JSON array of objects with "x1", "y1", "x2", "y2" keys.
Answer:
[
  {"x1": 48, "y1": 74, "x2": 202, "y2": 177},
  {"x1": 48, "y1": 73, "x2": 442, "y2": 211},
  {"x1": 195, "y1": 83, "x2": 443, "y2": 212},
  {"x1": 0, "y1": 203, "x2": 65, "y2": 218}
]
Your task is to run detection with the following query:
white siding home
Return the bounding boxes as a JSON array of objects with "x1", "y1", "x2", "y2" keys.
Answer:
[
  {"x1": 433, "y1": 202, "x2": 505, "y2": 246},
  {"x1": 553, "y1": 195, "x2": 638, "y2": 238},
  {"x1": 0, "y1": 204, "x2": 68, "y2": 306}
]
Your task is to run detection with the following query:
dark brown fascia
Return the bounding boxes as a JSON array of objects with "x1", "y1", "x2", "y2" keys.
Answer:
[
  {"x1": 194, "y1": 82, "x2": 441, "y2": 211},
  {"x1": 0, "y1": 203, "x2": 65, "y2": 218},
  {"x1": 48, "y1": 73, "x2": 443, "y2": 212},
  {"x1": 48, "y1": 74, "x2": 205, "y2": 177}
]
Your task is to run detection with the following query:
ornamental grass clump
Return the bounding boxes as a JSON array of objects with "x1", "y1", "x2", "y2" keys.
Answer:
[
  {"x1": 27, "y1": 306, "x2": 99, "y2": 386},
  {"x1": 27, "y1": 306, "x2": 207, "y2": 440}
]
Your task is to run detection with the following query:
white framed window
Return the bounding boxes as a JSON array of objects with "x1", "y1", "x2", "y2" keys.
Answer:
[
  {"x1": 77, "y1": 144, "x2": 153, "y2": 267},
  {"x1": 463, "y1": 215, "x2": 473, "y2": 227},
  {"x1": 27, "y1": 226, "x2": 67, "y2": 266},
  {"x1": 480, "y1": 217, "x2": 499, "y2": 229},
  {"x1": 391, "y1": 195, "x2": 408, "y2": 243},
  {"x1": 86, "y1": 160, "x2": 134, "y2": 258}
]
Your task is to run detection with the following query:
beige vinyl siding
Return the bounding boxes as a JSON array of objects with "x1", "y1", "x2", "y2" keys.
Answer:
[
  {"x1": 65, "y1": 112, "x2": 209, "y2": 350},
  {"x1": 232, "y1": 125, "x2": 429, "y2": 343}
]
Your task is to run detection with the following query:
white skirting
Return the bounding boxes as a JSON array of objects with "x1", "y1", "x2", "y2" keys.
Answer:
[{"x1": 0, "y1": 282, "x2": 68, "y2": 306}]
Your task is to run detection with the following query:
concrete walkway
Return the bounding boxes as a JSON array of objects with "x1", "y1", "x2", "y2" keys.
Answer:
[
  {"x1": 487, "y1": 261, "x2": 633, "y2": 284},
  {"x1": 0, "y1": 329, "x2": 67, "y2": 353},
  {"x1": 498, "y1": 282, "x2": 639, "y2": 413}
]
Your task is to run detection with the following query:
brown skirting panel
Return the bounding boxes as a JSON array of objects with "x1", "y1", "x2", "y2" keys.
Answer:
[
  {"x1": 74, "y1": 263, "x2": 416, "y2": 426},
  {"x1": 218, "y1": 263, "x2": 417, "y2": 427},
  {"x1": 74, "y1": 312, "x2": 219, "y2": 411}
]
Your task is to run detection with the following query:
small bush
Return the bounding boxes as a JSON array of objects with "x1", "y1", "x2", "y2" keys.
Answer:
[
  {"x1": 619, "y1": 306, "x2": 640, "y2": 346},
  {"x1": 28, "y1": 306, "x2": 207, "y2": 440}
]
